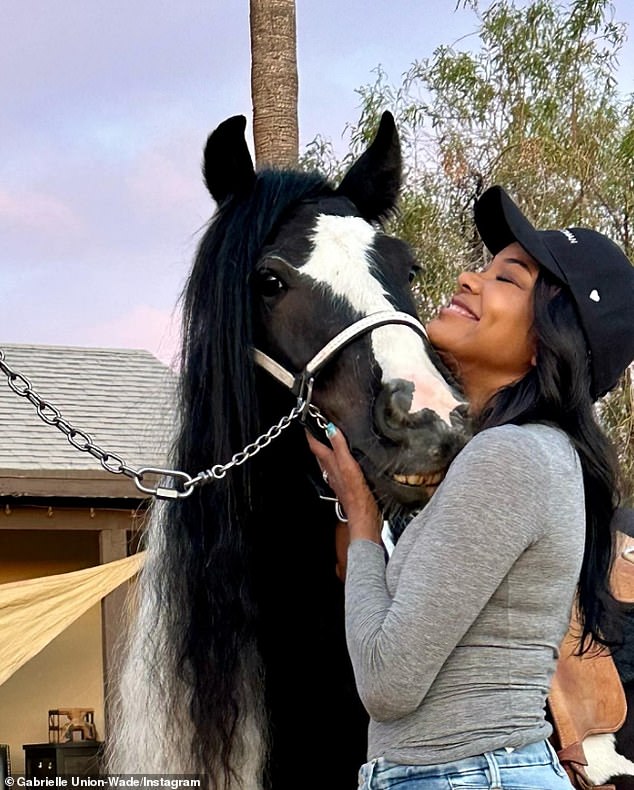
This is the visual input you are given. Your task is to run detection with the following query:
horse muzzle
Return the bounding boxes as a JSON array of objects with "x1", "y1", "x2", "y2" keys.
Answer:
[{"x1": 362, "y1": 396, "x2": 470, "y2": 507}]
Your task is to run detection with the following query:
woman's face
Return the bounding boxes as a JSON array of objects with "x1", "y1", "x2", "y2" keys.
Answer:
[{"x1": 426, "y1": 242, "x2": 539, "y2": 409}]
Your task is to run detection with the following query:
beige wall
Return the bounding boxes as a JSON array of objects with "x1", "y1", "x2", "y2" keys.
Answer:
[{"x1": 0, "y1": 530, "x2": 104, "y2": 775}]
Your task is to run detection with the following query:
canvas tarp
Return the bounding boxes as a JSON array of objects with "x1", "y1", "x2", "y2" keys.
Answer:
[{"x1": 0, "y1": 551, "x2": 145, "y2": 686}]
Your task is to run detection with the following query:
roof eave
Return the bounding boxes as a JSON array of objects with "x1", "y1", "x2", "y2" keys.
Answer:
[{"x1": 0, "y1": 469, "x2": 148, "y2": 499}]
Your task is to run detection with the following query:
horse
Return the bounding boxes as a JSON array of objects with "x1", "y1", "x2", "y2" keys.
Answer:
[
  {"x1": 582, "y1": 508, "x2": 634, "y2": 790},
  {"x1": 548, "y1": 508, "x2": 634, "y2": 790},
  {"x1": 107, "y1": 111, "x2": 470, "y2": 789}
]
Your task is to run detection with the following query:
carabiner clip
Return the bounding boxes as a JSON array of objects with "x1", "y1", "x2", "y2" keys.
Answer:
[{"x1": 134, "y1": 467, "x2": 196, "y2": 500}]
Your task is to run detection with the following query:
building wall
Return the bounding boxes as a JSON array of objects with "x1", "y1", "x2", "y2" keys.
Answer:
[{"x1": 0, "y1": 530, "x2": 104, "y2": 775}]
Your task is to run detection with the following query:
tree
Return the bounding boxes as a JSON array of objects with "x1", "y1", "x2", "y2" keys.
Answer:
[
  {"x1": 303, "y1": 0, "x2": 634, "y2": 499},
  {"x1": 249, "y1": 0, "x2": 299, "y2": 167}
]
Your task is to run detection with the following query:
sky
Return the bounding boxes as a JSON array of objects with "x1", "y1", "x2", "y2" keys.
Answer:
[{"x1": 2, "y1": 1, "x2": 634, "y2": 367}]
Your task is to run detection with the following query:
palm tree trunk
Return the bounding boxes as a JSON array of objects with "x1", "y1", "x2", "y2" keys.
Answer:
[{"x1": 249, "y1": 0, "x2": 299, "y2": 168}]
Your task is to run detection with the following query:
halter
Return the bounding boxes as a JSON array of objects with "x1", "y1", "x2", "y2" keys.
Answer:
[{"x1": 253, "y1": 310, "x2": 429, "y2": 418}]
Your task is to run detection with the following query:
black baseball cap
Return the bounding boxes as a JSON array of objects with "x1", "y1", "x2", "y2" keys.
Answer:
[{"x1": 474, "y1": 185, "x2": 634, "y2": 400}]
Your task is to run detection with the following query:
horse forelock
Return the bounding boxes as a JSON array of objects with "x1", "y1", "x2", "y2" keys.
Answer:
[{"x1": 179, "y1": 170, "x2": 331, "y2": 460}]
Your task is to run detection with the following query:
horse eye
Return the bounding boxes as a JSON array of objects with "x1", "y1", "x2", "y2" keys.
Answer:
[
  {"x1": 408, "y1": 266, "x2": 421, "y2": 284},
  {"x1": 255, "y1": 269, "x2": 286, "y2": 298}
]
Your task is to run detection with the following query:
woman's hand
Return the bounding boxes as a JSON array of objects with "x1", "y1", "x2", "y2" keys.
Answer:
[{"x1": 306, "y1": 424, "x2": 383, "y2": 545}]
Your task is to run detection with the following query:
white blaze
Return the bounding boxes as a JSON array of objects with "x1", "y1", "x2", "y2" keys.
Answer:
[{"x1": 301, "y1": 214, "x2": 462, "y2": 425}]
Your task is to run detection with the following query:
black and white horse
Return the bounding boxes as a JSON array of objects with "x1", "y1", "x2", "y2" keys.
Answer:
[
  {"x1": 584, "y1": 508, "x2": 634, "y2": 790},
  {"x1": 108, "y1": 112, "x2": 469, "y2": 789}
]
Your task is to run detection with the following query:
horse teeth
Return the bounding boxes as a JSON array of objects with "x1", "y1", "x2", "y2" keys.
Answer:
[
  {"x1": 393, "y1": 471, "x2": 444, "y2": 487},
  {"x1": 393, "y1": 473, "x2": 425, "y2": 486}
]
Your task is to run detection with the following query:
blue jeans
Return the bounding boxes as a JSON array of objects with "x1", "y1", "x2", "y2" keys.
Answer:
[{"x1": 357, "y1": 740, "x2": 573, "y2": 789}]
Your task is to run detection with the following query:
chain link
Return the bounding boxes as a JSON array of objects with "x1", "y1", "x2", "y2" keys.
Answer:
[
  {"x1": 184, "y1": 402, "x2": 309, "y2": 491},
  {"x1": 0, "y1": 348, "x2": 325, "y2": 500}
]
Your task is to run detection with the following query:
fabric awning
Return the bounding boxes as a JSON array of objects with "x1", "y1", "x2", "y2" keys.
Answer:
[{"x1": 0, "y1": 552, "x2": 145, "y2": 686}]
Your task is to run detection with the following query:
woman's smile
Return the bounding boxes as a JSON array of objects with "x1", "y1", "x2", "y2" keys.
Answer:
[{"x1": 441, "y1": 296, "x2": 480, "y2": 321}]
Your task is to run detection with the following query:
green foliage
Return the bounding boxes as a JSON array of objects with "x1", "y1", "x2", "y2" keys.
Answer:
[
  {"x1": 601, "y1": 369, "x2": 634, "y2": 502},
  {"x1": 303, "y1": 0, "x2": 634, "y2": 501}
]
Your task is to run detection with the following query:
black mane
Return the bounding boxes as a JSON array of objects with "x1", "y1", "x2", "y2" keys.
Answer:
[{"x1": 160, "y1": 168, "x2": 340, "y2": 783}]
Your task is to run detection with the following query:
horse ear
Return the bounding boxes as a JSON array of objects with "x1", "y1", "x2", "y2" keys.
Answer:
[
  {"x1": 335, "y1": 111, "x2": 401, "y2": 222},
  {"x1": 203, "y1": 115, "x2": 256, "y2": 204}
]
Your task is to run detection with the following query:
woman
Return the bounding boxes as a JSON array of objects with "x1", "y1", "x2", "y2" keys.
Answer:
[{"x1": 307, "y1": 185, "x2": 634, "y2": 789}]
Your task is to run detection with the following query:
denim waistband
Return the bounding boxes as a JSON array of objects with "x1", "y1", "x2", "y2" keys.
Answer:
[{"x1": 359, "y1": 740, "x2": 570, "y2": 789}]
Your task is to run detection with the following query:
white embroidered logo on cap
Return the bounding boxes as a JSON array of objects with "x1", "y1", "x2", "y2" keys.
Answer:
[
  {"x1": 560, "y1": 229, "x2": 578, "y2": 244},
  {"x1": 589, "y1": 289, "x2": 601, "y2": 302}
]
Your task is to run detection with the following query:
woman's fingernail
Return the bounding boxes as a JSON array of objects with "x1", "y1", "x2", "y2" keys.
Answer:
[{"x1": 325, "y1": 422, "x2": 337, "y2": 438}]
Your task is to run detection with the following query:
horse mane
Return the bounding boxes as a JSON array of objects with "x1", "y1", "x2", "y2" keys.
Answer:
[
  {"x1": 175, "y1": 168, "x2": 334, "y2": 776},
  {"x1": 111, "y1": 168, "x2": 334, "y2": 788}
]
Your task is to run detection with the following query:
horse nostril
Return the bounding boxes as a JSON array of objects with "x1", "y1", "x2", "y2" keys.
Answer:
[
  {"x1": 374, "y1": 380, "x2": 472, "y2": 451},
  {"x1": 374, "y1": 379, "x2": 415, "y2": 434},
  {"x1": 452, "y1": 402, "x2": 470, "y2": 418},
  {"x1": 450, "y1": 402, "x2": 471, "y2": 429},
  {"x1": 386, "y1": 388, "x2": 414, "y2": 426}
]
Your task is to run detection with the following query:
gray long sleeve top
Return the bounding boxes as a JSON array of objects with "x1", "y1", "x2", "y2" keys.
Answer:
[{"x1": 345, "y1": 423, "x2": 585, "y2": 765}]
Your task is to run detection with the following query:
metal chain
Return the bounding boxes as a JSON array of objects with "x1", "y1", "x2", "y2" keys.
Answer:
[
  {"x1": 182, "y1": 402, "x2": 312, "y2": 491},
  {"x1": 0, "y1": 348, "x2": 324, "y2": 500}
]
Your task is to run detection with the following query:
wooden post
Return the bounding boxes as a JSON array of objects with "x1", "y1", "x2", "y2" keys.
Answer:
[{"x1": 99, "y1": 529, "x2": 129, "y2": 739}]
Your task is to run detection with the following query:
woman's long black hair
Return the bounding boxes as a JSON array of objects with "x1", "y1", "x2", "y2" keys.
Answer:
[{"x1": 477, "y1": 268, "x2": 622, "y2": 653}]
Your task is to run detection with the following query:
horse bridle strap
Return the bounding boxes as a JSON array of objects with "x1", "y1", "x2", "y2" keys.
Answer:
[{"x1": 253, "y1": 310, "x2": 428, "y2": 414}]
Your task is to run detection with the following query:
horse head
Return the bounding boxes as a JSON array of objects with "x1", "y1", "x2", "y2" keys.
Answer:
[{"x1": 203, "y1": 112, "x2": 469, "y2": 512}]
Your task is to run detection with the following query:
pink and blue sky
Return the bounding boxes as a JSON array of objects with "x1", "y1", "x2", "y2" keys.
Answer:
[{"x1": 3, "y1": 2, "x2": 633, "y2": 366}]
